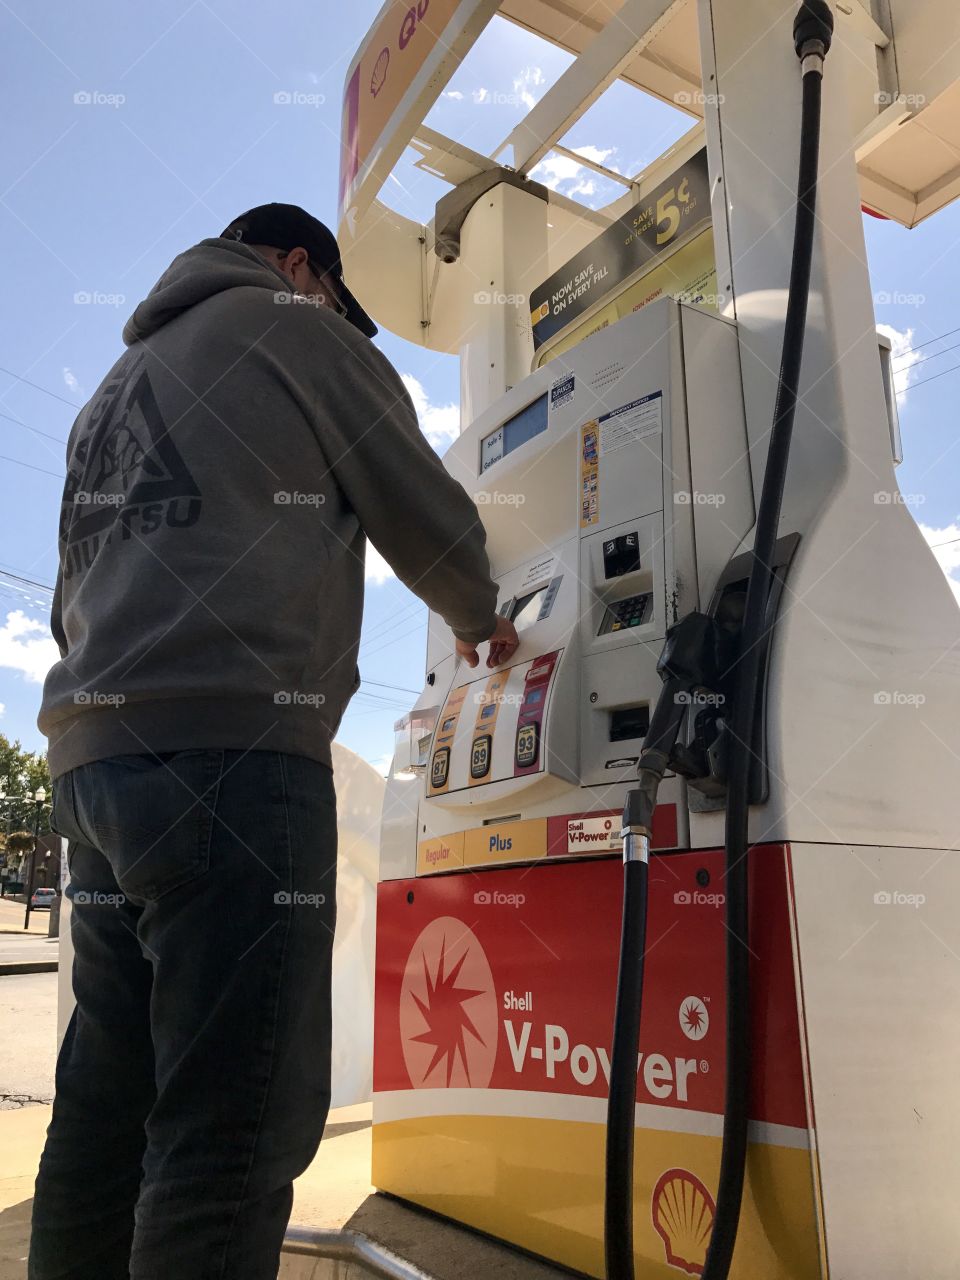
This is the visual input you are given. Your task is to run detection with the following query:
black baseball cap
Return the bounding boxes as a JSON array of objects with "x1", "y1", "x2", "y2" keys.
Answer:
[{"x1": 220, "y1": 202, "x2": 377, "y2": 338}]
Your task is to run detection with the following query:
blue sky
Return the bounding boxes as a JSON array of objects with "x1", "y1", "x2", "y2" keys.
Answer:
[{"x1": 1, "y1": 1, "x2": 958, "y2": 773}]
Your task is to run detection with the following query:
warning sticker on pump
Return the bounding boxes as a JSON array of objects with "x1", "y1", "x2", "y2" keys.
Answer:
[
  {"x1": 550, "y1": 374, "x2": 575, "y2": 411},
  {"x1": 599, "y1": 390, "x2": 662, "y2": 455}
]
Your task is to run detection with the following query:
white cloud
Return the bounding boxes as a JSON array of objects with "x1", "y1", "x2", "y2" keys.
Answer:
[
  {"x1": 918, "y1": 521, "x2": 960, "y2": 606},
  {"x1": 530, "y1": 144, "x2": 617, "y2": 203},
  {"x1": 878, "y1": 324, "x2": 921, "y2": 403},
  {"x1": 365, "y1": 544, "x2": 394, "y2": 585},
  {"x1": 472, "y1": 87, "x2": 489, "y2": 104},
  {"x1": 0, "y1": 702, "x2": 5, "y2": 717},
  {"x1": 443, "y1": 89, "x2": 464, "y2": 101},
  {"x1": 513, "y1": 65, "x2": 545, "y2": 111},
  {"x1": 0, "y1": 611, "x2": 59, "y2": 684},
  {"x1": 400, "y1": 373, "x2": 460, "y2": 452},
  {"x1": 62, "y1": 367, "x2": 80, "y2": 395},
  {"x1": 366, "y1": 751, "x2": 394, "y2": 777}
]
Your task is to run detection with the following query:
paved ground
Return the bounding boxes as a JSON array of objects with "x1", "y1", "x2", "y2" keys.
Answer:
[
  {"x1": 0, "y1": 898, "x2": 50, "y2": 938},
  {"x1": 0, "y1": 973, "x2": 57, "y2": 1110}
]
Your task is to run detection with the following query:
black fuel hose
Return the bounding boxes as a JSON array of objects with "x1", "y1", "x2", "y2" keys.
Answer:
[
  {"x1": 603, "y1": 6, "x2": 832, "y2": 1278},
  {"x1": 700, "y1": 9, "x2": 831, "y2": 1278},
  {"x1": 605, "y1": 680, "x2": 690, "y2": 1280}
]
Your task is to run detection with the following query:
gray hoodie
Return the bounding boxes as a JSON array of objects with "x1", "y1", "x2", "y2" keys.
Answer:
[{"x1": 39, "y1": 238, "x2": 498, "y2": 778}]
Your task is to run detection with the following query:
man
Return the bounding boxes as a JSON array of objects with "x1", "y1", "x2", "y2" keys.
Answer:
[{"x1": 32, "y1": 202, "x2": 519, "y2": 1280}]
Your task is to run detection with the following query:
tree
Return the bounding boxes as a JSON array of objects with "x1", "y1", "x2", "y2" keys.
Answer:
[{"x1": 0, "y1": 734, "x2": 52, "y2": 836}]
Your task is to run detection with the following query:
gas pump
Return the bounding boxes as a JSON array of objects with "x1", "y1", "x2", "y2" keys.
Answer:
[{"x1": 340, "y1": 0, "x2": 960, "y2": 1276}]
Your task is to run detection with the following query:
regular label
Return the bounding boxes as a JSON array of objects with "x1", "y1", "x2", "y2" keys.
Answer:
[{"x1": 599, "y1": 390, "x2": 663, "y2": 455}]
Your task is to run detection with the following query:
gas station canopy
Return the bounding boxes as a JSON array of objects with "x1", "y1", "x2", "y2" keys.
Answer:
[{"x1": 337, "y1": 0, "x2": 960, "y2": 347}]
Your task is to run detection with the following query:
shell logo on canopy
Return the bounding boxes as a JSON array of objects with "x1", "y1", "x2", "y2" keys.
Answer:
[
  {"x1": 399, "y1": 916, "x2": 498, "y2": 1088},
  {"x1": 651, "y1": 1168, "x2": 716, "y2": 1275}
]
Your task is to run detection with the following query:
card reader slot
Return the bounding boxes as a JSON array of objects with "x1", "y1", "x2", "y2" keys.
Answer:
[{"x1": 609, "y1": 705, "x2": 650, "y2": 742}]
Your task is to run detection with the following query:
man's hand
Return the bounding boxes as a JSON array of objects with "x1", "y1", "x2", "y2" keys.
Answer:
[{"x1": 456, "y1": 614, "x2": 520, "y2": 669}]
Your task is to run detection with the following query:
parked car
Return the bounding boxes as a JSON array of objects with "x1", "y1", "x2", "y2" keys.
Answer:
[{"x1": 30, "y1": 886, "x2": 57, "y2": 910}]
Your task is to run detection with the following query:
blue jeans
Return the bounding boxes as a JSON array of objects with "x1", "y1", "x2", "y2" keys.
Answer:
[{"x1": 29, "y1": 750, "x2": 338, "y2": 1280}]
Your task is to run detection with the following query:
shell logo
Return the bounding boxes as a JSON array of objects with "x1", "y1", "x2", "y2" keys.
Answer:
[
  {"x1": 651, "y1": 1168, "x2": 716, "y2": 1275},
  {"x1": 399, "y1": 916, "x2": 498, "y2": 1089}
]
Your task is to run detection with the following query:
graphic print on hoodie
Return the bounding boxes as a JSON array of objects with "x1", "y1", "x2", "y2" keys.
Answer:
[{"x1": 61, "y1": 368, "x2": 202, "y2": 582}]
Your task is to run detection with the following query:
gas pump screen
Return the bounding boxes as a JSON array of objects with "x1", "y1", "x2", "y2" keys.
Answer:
[
  {"x1": 480, "y1": 393, "x2": 548, "y2": 472},
  {"x1": 511, "y1": 587, "x2": 547, "y2": 631}
]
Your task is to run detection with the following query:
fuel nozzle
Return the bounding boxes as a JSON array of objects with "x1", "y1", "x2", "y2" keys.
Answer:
[{"x1": 794, "y1": 0, "x2": 833, "y2": 65}]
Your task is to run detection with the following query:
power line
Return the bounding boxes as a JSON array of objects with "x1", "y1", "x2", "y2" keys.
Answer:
[
  {"x1": 893, "y1": 338, "x2": 960, "y2": 373},
  {"x1": 0, "y1": 409, "x2": 68, "y2": 446},
  {"x1": 892, "y1": 325, "x2": 960, "y2": 364},
  {"x1": 903, "y1": 359, "x2": 960, "y2": 393},
  {"x1": 0, "y1": 365, "x2": 81, "y2": 411},
  {"x1": 361, "y1": 678, "x2": 420, "y2": 695},
  {"x1": 0, "y1": 569, "x2": 55, "y2": 594},
  {"x1": 0, "y1": 453, "x2": 64, "y2": 480}
]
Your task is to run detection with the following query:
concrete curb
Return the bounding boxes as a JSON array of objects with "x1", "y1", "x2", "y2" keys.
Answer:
[{"x1": 0, "y1": 961, "x2": 58, "y2": 976}]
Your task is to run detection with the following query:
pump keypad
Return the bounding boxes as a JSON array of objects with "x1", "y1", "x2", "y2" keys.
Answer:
[{"x1": 599, "y1": 593, "x2": 651, "y2": 635}]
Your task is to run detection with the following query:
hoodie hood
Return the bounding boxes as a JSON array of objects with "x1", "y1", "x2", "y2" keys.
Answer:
[{"x1": 122, "y1": 238, "x2": 290, "y2": 345}]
